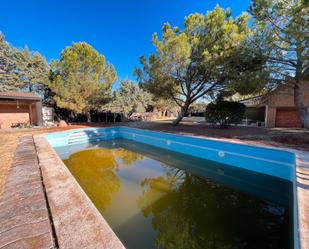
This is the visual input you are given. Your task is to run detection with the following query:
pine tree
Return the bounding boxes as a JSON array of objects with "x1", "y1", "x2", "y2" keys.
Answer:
[{"x1": 48, "y1": 42, "x2": 117, "y2": 122}]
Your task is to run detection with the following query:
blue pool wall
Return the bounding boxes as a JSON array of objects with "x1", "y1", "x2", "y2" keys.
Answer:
[{"x1": 45, "y1": 127, "x2": 295, "y2": 181}]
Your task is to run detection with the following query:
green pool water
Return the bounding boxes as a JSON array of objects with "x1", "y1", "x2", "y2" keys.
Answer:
[{"x1": 61, "y1": 139, "x2": 293, "y2": 249}]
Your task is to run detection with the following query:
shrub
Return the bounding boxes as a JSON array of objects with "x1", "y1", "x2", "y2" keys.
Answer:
[{"x1": 205, "y1": 100, "x2": 246, "y2": 128}]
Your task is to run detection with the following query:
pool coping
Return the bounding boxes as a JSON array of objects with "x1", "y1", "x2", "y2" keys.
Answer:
[
  {"x1": 33, "y1": 134, "x2": 125, "y2": 249},
  {"x1": 0, "y1": 135, "x2": 55, "y2": 248},
  {"x1": 37, "y1": 126, "x2": 309, "y2": 249}
]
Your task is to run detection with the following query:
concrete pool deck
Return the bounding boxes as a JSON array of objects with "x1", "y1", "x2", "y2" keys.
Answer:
[{"x1": 0, "y1": 129, "x2": 309, "y2": 249}]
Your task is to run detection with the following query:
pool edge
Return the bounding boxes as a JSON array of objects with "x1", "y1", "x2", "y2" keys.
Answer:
[
  {"x1": 33, "y1": 134, "x2": 125, "y2": 249},
  {"x1": 42, "y1": 126, "x2": 309, "y2": 249}
]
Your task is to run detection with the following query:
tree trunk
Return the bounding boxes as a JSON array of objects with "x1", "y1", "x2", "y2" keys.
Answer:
[
  {"x1": 86, "y1": 111, "x2": 91, "y2": 123},
  {"x1": 294, "y1": 81, "x2": 309, "y2": 129},
  {"x1": 69, "y1": 111, "x2": 75, "y2": 122},
  {"x1": 172, "y1": 103, "x2": 189, "y2": 125}
]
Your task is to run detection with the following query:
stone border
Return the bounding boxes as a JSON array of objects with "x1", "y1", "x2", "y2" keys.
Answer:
[
  {"x1": 0, "y1": 135, "x2": 54, "y2": 249},
  {"x1": 34, "y1": 134, "x2": 125, "y2": 249}
]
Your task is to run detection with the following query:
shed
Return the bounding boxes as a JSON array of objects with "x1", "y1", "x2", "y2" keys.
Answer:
[{"x1": 0, "y1": 92, "x2": 43, "y2": 128}]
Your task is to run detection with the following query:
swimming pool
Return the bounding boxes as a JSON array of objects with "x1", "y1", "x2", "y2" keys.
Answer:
[{"x1": 45, "y1": 127, "x2": 297, "y2": 249}]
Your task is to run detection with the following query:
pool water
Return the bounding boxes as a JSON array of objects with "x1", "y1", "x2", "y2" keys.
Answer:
[{"x1": 60, "y1": 139, "x2": 293, "y2": 249}]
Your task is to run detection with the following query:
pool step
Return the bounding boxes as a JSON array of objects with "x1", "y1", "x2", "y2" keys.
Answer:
[{"x1": 67, "y1": 131, "x2": 112, "y2": 145}]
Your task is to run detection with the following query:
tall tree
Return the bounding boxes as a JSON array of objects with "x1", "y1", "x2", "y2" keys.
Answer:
[
  {"x1": 0, "y1": 33, "x2": 20, "y2": 91},
  {"x1": 0, "y1": 33, "x2": 48, "y2": 92},
  {"x1": 18, "y1": 47, "x2": 49, "y2": 92},
  {"x1": 0, "y1": 34, "x2": 49, "y2": 92},
  {"x1": 135, "y1": 6, "x2": 250, "y2": 125},
  {"x1": 49, "y1": 42, "x2": 116, "y2": 122},
  {"x1": 249, "y1": 0, "x2": 309, "y2": 128},
  {"x1": 106, "y1": 80, "x2": 153, "y2": 117}
]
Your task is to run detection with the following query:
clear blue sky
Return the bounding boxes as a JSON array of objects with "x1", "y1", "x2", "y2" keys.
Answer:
[{"x1": 0, "y1": 0, "x2": 251, "y2": 88}]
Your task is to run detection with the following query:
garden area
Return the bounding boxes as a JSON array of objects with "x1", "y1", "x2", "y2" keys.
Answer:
[
  {"x1": 0, "y1": 0, "x2": 309, "y2": 249},
  {"x1": 0, "y1": 1, "x2": 308, "y2": 131}
]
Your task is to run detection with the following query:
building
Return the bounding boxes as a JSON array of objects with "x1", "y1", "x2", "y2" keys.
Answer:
[
  {"x1": 265, "y1": 84, "x2": 309, "y2": 128},
  {"x1": 0, "y1": 92, "x2": 43, "y2": 128}
]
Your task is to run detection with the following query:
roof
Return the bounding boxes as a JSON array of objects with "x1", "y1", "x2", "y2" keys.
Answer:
[
  {"x1": 240, "y1": 95, "x2": 264, "y2": 107},
  {"x1": 0, "y1": 92, "x2": 41, "y2": 101}
]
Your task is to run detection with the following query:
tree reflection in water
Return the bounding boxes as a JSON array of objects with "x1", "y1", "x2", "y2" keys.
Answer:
[
  {"x1": 64, "y1": 148, "x2": 143, "y2": 212},
  {"x1": 63, "y1": 143, "x2": 292, "y2": 249},
  {"x1": 137, "y1": 166, "x2": 292, "y2": 249}
]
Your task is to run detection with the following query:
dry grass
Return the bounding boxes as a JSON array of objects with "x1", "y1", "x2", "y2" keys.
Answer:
[
  {"x1": 1, "y1": 130, "x2": 33, "y2": 196},
  {"x1": 0, "y1": 132, "x2": 19, "y2": 196},
  {"x1": 129, "y1": 120, "x2": 309, "y2": 151},
  {"x1": 0, "y1": 126, "x2": 90, "y2": 196}
]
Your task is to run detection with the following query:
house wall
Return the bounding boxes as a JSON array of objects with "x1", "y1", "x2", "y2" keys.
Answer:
[
  {"x1": 0, "y1": 101, "x2": 39, "y2": 128},
  {"x1": 265, "y1": 83, "x2": 309, "y2": 128},
  {"x1": 275, "y1": 108, "x2": 303, "y2": 128}
]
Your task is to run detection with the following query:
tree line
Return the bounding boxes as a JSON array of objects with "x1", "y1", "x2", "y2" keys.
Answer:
[
  {"x1": 0, "y1": 0, "x2": 308, "y2": 128},
  {"x1": 0, "y1": 38, "x2": 152, "y2": 122}
]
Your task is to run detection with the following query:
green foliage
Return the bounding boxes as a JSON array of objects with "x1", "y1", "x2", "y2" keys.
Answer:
[
  {"x1": 219, "y1": 45, "x2": 270, "y2": 96},
  {"x1": 205, "y1": 100, "x2": 245, "y2": 128},
  {"x1": 0, "y1": 33, "x2": 48, "y2": 92},
  {"x1": 0, "y1": 34, "x2": 20, "y2": 91},
  {"x1": 249, "y1": 0, "x2": 308, "y2": 83},
  {"x1": 48, "y1": 42, "x2": 116, "y2": 115},
  {"x1": 152, "y1": 97, "x2": 179, "y2": 113},
  {"x1": 18, "y1": 47, "x2": 49, "y2": 92},
  {"x1": 135, "y1": 6, "x2": 251, "y2": 124},
  {"x1": 247, "y1": 0, "x2": 309, "y2": 128},
  {"x1": 106, "y1": 80, "x2": 153, "y2": 117}
]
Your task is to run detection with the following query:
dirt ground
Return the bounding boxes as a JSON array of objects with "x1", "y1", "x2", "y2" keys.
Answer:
[
  {"x1": 0, "y1": 126, "x2": 89, "y2": 196},
  {"x1": 128, "y1": 120, "x2": 309, "y2": 151},
  {"x1": 1, "y1": 121, "x2": 308, "y2": 196}
]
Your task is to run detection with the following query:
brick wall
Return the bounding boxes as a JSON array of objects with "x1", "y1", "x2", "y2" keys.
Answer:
[
  {"x1": 275, "y1": 108, "x2": 303, "y2": 128},
  {"x1": 265, "y1": 82, "x2": 309, "y2": 128},
  {"x1": 0, "y1": 101, "x2": 38, "y2": 128}
]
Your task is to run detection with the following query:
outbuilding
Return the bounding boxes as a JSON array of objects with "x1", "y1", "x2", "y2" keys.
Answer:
[
  {"x1": 0, "y1": 92, "x2": 43, "y2": 128},
  {"x1": 264, "y1": 84, "x2": 309, "y2": 128}
]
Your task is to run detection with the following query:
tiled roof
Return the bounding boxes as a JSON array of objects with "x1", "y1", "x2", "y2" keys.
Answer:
[{"x1": 0, "y1": 91, "x2": 40, "y2": 100}]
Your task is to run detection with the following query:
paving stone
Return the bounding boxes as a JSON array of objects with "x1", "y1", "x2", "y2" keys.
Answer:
[{"x1": 0, "y1": 135, "x2": 54, "y2": 249}]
